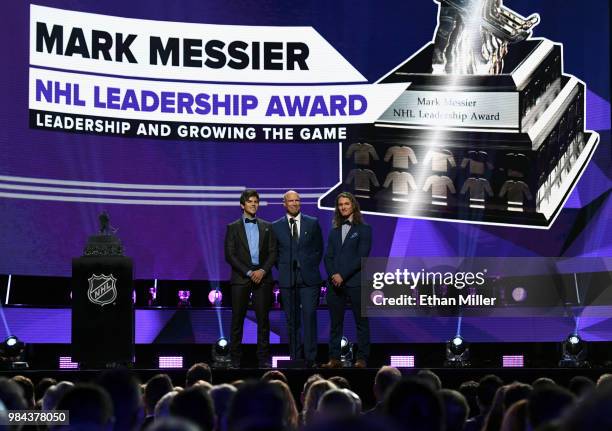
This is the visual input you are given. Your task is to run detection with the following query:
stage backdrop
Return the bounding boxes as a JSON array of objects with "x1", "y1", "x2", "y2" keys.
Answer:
[{"x1": 0, "y1": 0, "x2": 610, "y2": 281}]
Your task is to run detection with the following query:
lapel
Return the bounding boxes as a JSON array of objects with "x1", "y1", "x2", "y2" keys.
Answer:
[
  {"x1": 298, "y1": 217, "x2": 306, "y2": 245},
  {"x1": 237, "y1": 220, "x2": 249, "y2": 252},
  {"x1": 340, "y1": 224, "x2": 355, "y2": 250},
  {"x1": 257, "y1": 219, "x2": 265, "y2": 251}
]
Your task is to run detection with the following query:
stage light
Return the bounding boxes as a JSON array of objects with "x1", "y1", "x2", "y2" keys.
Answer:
[
  {"x1": 212, "y1": 337, "x2": 231, "y2": 368},
  {"x1": 272, "y1": 356, "x2": 291, "y2": 368},
  {"x1": 340, "y1": 336, "x2": 353, "y2": 367},
  {"x1": 58, "y1": 356, "x2": 79, "y2": 370},
  {"x1": 208, "y1": 289, "x2": 222, "y2": 306},
  {"x1": 159, "y1": 356, "x2": 184, "y2": 369},
  {"x1": 390, "y1": 355, "x2": 415, "y2": 368},
  {"x1": 559, "y1": 334, "x2": 589, "y2": 367},
  {"x1": 502, "y1": 355, "x2": 524, "y2": 368},
  {"x1": 445, "y1": 335, "x2": 470, "y2": 367},
  {"x1": 1, "y1": 336, "x2": 28, "y2": 369},
  {"x1": 178, "y1": 290, "x2": 191, "y2": 307}
]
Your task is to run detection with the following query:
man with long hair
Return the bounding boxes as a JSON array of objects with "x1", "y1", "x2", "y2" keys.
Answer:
[{"x1": 322, "y1": 192, "x2": 372, "y2": 368}]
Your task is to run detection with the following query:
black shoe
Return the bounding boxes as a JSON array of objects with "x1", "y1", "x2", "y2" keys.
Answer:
[{"x1": 305, "y1": 360, "x2": 317, "y2": 369}]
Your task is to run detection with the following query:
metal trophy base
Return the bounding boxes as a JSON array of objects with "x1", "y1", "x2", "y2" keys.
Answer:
[{"x1": 320, "y1": 39, "x2": 600, "y2": 229}]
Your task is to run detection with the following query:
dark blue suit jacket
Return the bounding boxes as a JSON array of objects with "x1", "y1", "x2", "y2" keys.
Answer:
[
  {"x1": 324, "y1": 223, "x2": 372, "y2": 288},
  {"x1": 272, "y1": 214, "x2": 323, "y2": 287}
]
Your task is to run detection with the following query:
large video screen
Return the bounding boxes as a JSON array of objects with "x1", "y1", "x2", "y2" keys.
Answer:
[{"x1": 1, "y1": 0, "x2": 609, "y2": 280}]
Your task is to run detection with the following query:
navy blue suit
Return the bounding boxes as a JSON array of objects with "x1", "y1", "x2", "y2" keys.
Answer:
[
  {"x1": 272, "y1": 214, "x2": 323, "y2": 361},
  {"x1": 324, "y1": 222, "x2": 372, "y2": 361}
]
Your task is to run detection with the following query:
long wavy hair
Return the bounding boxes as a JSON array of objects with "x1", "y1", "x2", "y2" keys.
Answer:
[{"x1": 332, "y1": 192, "x2": 363, "y2": 228}]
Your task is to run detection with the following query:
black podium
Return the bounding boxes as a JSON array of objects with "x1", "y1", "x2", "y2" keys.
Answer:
[{"x1": 72, "y1": 231, "x2": 134, "y2": 367}]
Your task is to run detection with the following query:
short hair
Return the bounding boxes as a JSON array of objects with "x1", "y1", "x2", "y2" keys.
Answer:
[
  {"x1": 154, "y1": 390, "x2": 177, "y2": 419},
  {"x1": 527, "y1": 385, "x2": 575, "y2": 429},
  {"x1": 440, "y1": 389, "x2": 469, "y2": 431},
  {"x1": 596, "y1": 373, "x2": 612, "y2": 388},
  {"x1": 532, "y1": 377, "x2": 556, "y2": 389},
  {"x1": 186, "y1": 362, "x2": 212, "y2": 386},
  {"x1": 477, "y1": 374, "x2": 503, "y2": 409},
  {"x1": 568, "y1": 376, "x2": 594, "y2": 397},
  {"x1": 97, "y1": 369, "x2": 142, "y2": 431},
  {"x1": 35, "y1": 377, "x2": 57, "y2": 402},
  {"x1": 56, "y1": 384, "x2": 114, "y2": 428},
  {"x1": 11, "y1": 375, "x2": 34, "y2": 408},
  {"x1": 417, "y1": 370, "x2": 442, "y2": 391},
  {"x1": 303, "y1": 380, "x2": 338, "y2": 425},
  {"x1": 0, "y1": 377, "x2": 27, "y2": 410},
  {"x1": 374, "y1": 366, "x2": 402, "y2": 402},
  {"x1": 329, "y1": 376, "x2": 351, "y2": 390},
  {"x1": 562, "y1": 385, "x2": 612, "y2": 431},
  {"x1": 384, "y1": 378, "x2": 444, "y2": 431},
  {"x1": 227, "y1": 381, "x2": 286, "y2": 431},
  {"x1": 318, "y1": 389, "x2": 358, "y2": 419},
  {"x1": 42, "y1": 381, "x2": 74, "y2": 411},
  {"x1": 240, "y1": 189, "x2": 260, "y2": 205},
  {"x1": 144, "y1": 374, "x2": 174, "y2": 414},
  {"x1": 210, "y1": 384, "x2": 237, "y2": 431},
  {"x1": 147, "y1": 417, "x2": 200, "y2": 431},
  {"x1": 169, "y1": 386, "x2": 215, "y2": 431},
  {"x1": 458, "y1": 380, "x2": 479, "y2": 418},
  {"x1": 503, "y1": 382, "x2": 532, "y2": 409},
  {"x1": 261, "y1": 370, "x2": 288, "y2": 385}
]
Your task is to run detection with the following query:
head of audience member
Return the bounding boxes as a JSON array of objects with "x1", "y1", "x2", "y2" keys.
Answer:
[
  {"x1": 42, "y1": 381, "x2": 74, "y2": 411},
  {"x1": 561, "y1": 385, "x2": 612, "y2": 431},
  {"x1": 317, "y1": 389, "x2": 359, "y2": 422},
  {"x1": 209, "y1": 384, "x2": 237, "y2": 431},
  {"x1": 146, "y1": 416, "x2": 200, "y2": 431},
  {"x1": 500, "y1": 399, "x2": 528, "y2": 431},
  {"x1": 596, "y1": 373, "x2": 612, "y2": 388},
  {"x1": 568, "y1": 376, "x2": 594, "y2": 398},
  {"x1": 97, "y1": 368, "x2": 143, "y2": 431},
  {"x1": 35, "y1": 377, "x2": 57, "y2": 403},
  {"x1": 440, "y1": 389, "x2": 469, "y2": 431},
  {"x1": 374, "y1": 366, "x2": 402, "y2": 404},
  {"x1": 10, "y1": 375, "x2": 34, "y2": 409},
  {"x1": 54, "y1": 384, "x2": 114, "y2": 431},
  {"x1": 328, "y1": 376, "x2": 351, "y2": 390},
  {"x1": 227, "y1": 381, "x2": 286, "y2": 431},
  {"x1": 303, "y1": 415, "x2": 401, "y2": 431},
  {"x1": 302, "y1": 380, "x2": 337, "y2": 426},
  {"x1": 169, "y1": 385, "x2": 215, "y2": 431},
  {"x1": 269, "y1": 380, "x2": 299, "y2": 431},
  {"x1": 458, "y1": 380, "x2": 479, "y2": 418},
  {"x1": 417, "y1": 370, "x2": 442, "y2": 391},
  {"x1": 144, "y1": 374, "x2": 174, "y2": 417},
  {"x1": 503, "y1": 382, "x2": 533, "y2": 409},
  {"x1": 261, "y1": 370, "x2": 288, "y2": 385},
  {"x1": 154, "y1": 390, "x2": 178, "y2": 419},
  {"x1": 527, "y1": 385, "x2": 575, "y2": 429},
  {"x1": 192, "y1": 380, "x2": 213, "y2": 392},
  {"x1": 0, "y1": 377, "x2": 27, "y2": 411},
  {"x1": 186, "y1": 362, "x2": 212, "y2": 387},
  {"x1": 532, "y1": 377, "x2": 556, "y2": 389},
  {"x1": 301, "y1": 374, "x2": 324, "y2": 406},
  {"x1": 476, "y1": 374, "x2": 504, "y2": 414},
  {"x1": 384, "y1": 377, "x2": 445, "y2": 431}
]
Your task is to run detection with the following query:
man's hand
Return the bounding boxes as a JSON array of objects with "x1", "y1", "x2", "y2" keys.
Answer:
[
  {"x1": 250, "y1": 269, "x2": 265, "y2": 284},
  {"x1": 331, "y1": 273, "x2": 343, "y2": 287}
]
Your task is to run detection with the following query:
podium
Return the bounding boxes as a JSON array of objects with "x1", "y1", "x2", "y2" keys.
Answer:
[{"x1": 72, "y1": 233, "x2": 134, "y2": 367}]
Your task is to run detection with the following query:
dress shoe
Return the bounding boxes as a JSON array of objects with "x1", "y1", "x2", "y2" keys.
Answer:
[
  {"x1": 354, "y1": 359, "x2": 367, "y2": 368},
  {"x1": 321, "y1": 358, "x2": 342, "y2": 369}
]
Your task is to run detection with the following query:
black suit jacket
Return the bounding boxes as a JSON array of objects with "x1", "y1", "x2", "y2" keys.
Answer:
[{"x1": 224, "y1": 218, "x2": 277, "y2": 285}]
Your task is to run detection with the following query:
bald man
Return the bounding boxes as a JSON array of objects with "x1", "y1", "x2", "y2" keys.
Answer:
[{"x1": 272, "y1": 191, "x2": 323, "y2": 367}]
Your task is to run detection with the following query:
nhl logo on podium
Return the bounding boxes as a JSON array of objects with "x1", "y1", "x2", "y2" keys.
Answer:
[{"x1": 87, "y1": 274, "x2": 118, "y2": 306}]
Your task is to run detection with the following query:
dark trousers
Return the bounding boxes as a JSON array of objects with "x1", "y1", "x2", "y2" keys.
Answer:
[
  {"x1": 230, "y1": 281, "x2": 272, "y2": 364},
  {"x1": 280, "y1": 278, "x2": 319, "y2": 362},
  {"x1": 326, "y1": 284, "x2": 370, "y2": 360}
]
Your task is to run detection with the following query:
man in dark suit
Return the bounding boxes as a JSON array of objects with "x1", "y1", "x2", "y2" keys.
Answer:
[
  {"x1": 271, "y1": 190, "x2": 323, "y2": 367},
  {"x1": 224, "y1": 189, "x2": 277, "y2": 368},
  {"x1": 322, "y1": 192, "x2": 372, "y2": 368}
]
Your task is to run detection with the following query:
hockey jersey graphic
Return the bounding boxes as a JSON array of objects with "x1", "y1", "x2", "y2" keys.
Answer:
[
  {"x1": 499, "y1": 180, "x2": 532, "y2": 204},
  {"x1": 346, "y1": 142, "x2": 379, "y2": 166},
  {"x1": 460, "y1": 178, "x2": 494, "y2": 201},
  {"x1": 461, "y1": 151, "x2": 493, "y2": 176},
  {"x1": 424, "y1": 149, "x2": 456, "y2": 172},
  {"x1": 345, "y1": 169, "x2": 380, "y2": 192},
  {"x1": 383, "y1": 171, "x2": 417, "y2": 195},
  {"x1": 423, "y1": 175, "x2": 456, "y2": 198},
  {"x1": 384, "y1": 146, "x2": 418, "y2": 169}
]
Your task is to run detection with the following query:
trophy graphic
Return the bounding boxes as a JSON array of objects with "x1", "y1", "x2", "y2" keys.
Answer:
[{"x1": 319, "y1": 0, "x2": 599, "y2": 228}]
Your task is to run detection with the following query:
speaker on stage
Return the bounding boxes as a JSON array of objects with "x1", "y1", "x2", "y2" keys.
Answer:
[{"x1": 72, "y1": 212, "x2": 134, "y2": 367}]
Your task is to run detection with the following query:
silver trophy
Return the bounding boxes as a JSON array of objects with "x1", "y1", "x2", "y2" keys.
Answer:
[{"x1": 432, "y1": 0, "x2": 539, "y2": 74}]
